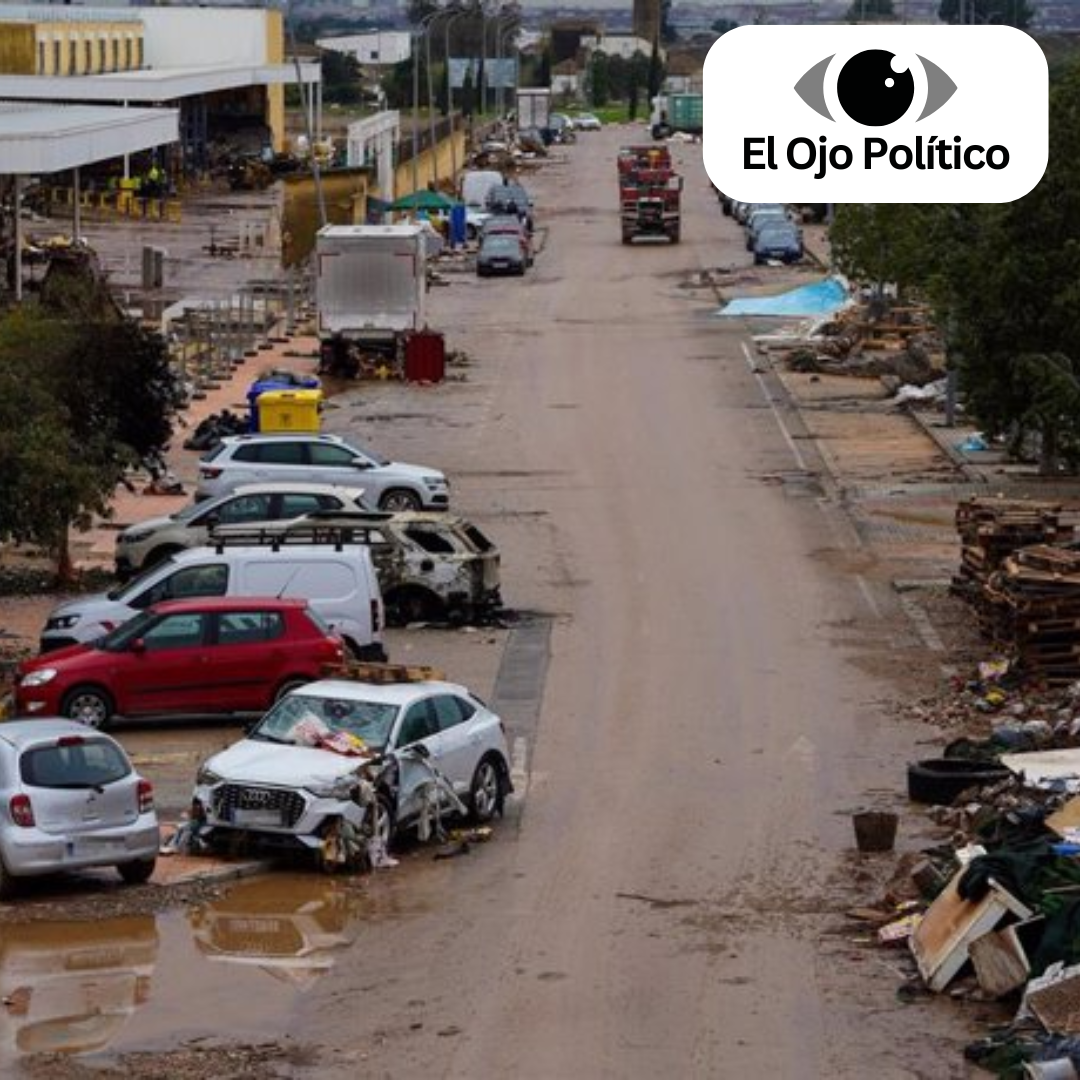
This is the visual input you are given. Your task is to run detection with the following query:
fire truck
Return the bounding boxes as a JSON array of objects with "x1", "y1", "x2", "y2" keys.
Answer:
[{"x1": 617, "y1": 146, "x2": 683, "y2": 245}]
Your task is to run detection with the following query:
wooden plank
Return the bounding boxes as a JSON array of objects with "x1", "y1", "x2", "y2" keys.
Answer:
[{"x1": 969, "y1": 925, "x2": 1032, "y2": 998}]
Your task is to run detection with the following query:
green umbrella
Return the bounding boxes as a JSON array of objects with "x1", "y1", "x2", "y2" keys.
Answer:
[{"x1": 389, "y1": 189, "x2": 458, "y2": 212}]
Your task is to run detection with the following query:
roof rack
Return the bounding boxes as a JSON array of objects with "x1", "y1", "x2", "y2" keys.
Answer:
[
  {"x1": 321, "y1": 661, "x2": 445, "y2": 684},
  {"x1": 209, "y1": 520, "x2": 385, "y2": 552}
]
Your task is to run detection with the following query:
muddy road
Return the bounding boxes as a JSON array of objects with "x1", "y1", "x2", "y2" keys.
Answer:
[{"x1": 8, "y1": 131, "x2": 978, "y2": 1078}]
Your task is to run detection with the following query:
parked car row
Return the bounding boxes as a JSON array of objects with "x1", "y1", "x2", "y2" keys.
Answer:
[
  {"x1": 471, "y1": 174, "x2": 537, "y2": 280},
  {"x1": 729, "y1": 199, "x2": 805, "y2": 266}
]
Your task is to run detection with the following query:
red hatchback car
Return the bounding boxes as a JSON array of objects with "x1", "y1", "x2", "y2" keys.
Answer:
[{"x1": 15, "y1": 598, "x2": 344, "y2": 729}]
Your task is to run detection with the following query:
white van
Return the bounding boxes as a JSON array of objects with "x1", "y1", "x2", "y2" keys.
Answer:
[
  {"x1": 40, "y1": 544, "x2": 386, "y2": 661},
  {"x1": 460, "y1": 169, "x2": 505, "y2": 211}
]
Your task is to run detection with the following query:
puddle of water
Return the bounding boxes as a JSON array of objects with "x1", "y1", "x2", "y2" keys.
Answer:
[{"x1": 0, "y1": 871, "x2": 431, "y2": 1065}]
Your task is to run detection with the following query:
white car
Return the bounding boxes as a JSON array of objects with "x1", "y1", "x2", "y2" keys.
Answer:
[
  {"x1": 0, "y1": 720, "x2": 159, "y2": 897},
  {"x1": 115, "y1": 482, "x2": 371, "y2": 578},
  {"x1": 191, "y1": 675, "x2": 512, "y2": 865},
  {"x1": 572, "y1": 112, "x2": 602, "y2": 131},
  {"x1": 195, "y1": 433, "x2": 449, "y2": 511}
]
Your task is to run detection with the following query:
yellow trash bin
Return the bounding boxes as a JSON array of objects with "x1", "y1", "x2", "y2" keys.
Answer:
[{"x1": 256, "y1": 389, "x2": 323, "y2": 433}]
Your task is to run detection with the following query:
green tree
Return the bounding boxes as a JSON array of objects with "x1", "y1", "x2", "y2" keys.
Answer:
[
  {"x1": 320, "y1": 49, "x2": 364, "y2": 106},
  {"x1": 589, "y1": 51, "x2": 610, "y2": 107},
  {"x1": 938, "y1": 0, "x2": 1035, "y2": 27},
  {"x1": 829, "y1": 203, "x2": 941, "y2": 300},
  {"x1": 0, "y1": 257, "x2": 181, "y2": 580}
]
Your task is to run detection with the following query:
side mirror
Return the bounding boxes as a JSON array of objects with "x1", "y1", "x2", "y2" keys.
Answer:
[
  {"x1": 352, "y1": 460, "x2": 372, "y2": 471},
  {"x1": 203, "y1": 512, "x2": 219, "y2": 527},
  {"x1": 130, "y1": 638, "x2": 146, "y2": 654}
]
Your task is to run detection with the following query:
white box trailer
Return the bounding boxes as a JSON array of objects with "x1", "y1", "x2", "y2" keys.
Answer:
[
  {"x1": 515, "y1": 88, "x2": 551, "y2": 131},
  {"x1": 315, "y1": 224, "x2": 427, "y2": 375}
]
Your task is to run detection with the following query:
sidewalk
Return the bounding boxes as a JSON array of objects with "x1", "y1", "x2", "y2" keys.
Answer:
[{"x1": 72, "y1": 324, "x2": 322, "y2": 570}]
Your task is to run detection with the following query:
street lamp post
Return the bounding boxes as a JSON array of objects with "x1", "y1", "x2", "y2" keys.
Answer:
[
  {"x1": 444, "y1": 8, "x2": 466, "y2": 187},
  {"x1": 411, "y1": 10, "x2": 441, "y2": 199}
]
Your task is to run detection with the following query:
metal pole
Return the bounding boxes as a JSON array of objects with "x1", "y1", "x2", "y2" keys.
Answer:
[
  {"x1": 480, "y1": 5, "x2": 488, "y2": 117},
  {"x1": 427, "y1": 18, "x2": 438, "y2": 187},
  {"x1": 13, "y1": 176, "x2": 22, "y2": 302},
  {"x1": 446, "y1": 10, "x2": 463, "y2": 187},
  {"x1": 412, "y1": 26, "x2": 420, "y2": 197},
  {"x1": 73, "y1": 167, "x2": 81, "y2": 242}
]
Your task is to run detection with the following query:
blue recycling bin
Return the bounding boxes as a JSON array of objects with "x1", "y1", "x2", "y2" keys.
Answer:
[
  {"x1": 247, "y1": 374, "x2": 320, "y2": 431},
  {"x1": 449, "y1": 204, "x2": 467, "y2": 248}
]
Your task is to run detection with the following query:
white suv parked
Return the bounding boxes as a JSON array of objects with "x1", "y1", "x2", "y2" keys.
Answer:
[
  {"x1": 115, "y1": 482, "x2": 371, "y2": 578},
  {"x1": 192, "y1": 675, "x2": 513, "y2": 865},
  {"x1": 195, "y1": 434, "x2": 450, "y2": 512}
]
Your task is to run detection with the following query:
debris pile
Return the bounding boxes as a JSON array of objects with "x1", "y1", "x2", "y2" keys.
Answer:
[
  {"x1": 753, "y1": 299, "x2": 945, "y2": 389},
  {"x1": 951, "y1": 498, "x2": 1080, "y2": 684},
  {"x1": 954, "y1": 497, "x2": 1073, "y2": 605}
]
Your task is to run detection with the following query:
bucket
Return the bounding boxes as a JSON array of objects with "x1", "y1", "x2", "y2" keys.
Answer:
[
  {"x1": 1024, "y1": 1061, "x2": 1079, "y2": 1080},
  {"x1": 852, "y1": 810, "x2": 899, "y2": 853}
]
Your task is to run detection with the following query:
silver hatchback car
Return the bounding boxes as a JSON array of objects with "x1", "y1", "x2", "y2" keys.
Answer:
[{"x1": 0, "y1": 719, "x2": 159, "y2": 897}]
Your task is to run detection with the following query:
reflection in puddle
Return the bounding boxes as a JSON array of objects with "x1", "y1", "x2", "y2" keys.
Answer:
[
  {"x1": 0, "y1": 917, "x2": 157, "y2": 1065},
  {"x1": 189, "y1": 875, "x2": 361, "y2": 990},
  {"x1": 0, "y1": 870, "x2": 432, "y2": 1062}
]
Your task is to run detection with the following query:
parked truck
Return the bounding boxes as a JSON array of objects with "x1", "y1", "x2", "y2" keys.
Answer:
[
  {"x1": 315, "y1": 224, "x2": 427, "y2": 378},
  {"x1": 515, "y1": 88, "x2": 552, "y2": 132},
  {"x1": 650, "y1": 93, "x2": 704, "y2": 140},
  {"x1": 617, "y1": 146, "x2": 682, "y2": 244}
]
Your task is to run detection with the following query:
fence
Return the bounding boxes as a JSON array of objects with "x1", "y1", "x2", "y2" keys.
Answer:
[
  {"x1": 165, "y1": 270, "x2": 314, "y2": 398},
  {"x1": 35, "y1": 185, "x2": 183, "y2": 223}
]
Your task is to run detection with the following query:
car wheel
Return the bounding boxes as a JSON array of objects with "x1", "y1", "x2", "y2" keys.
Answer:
[
  {"x1": 385, "y1": 586, "x2": 442, "y2": 626},
  {"x1": 469, "y1": 756, "x2": 504, "y2": 822},
  {"x1": 0, "y1": 855, "x2": 19, "y2": 901},
  {"x1": 906, "y1": 758, "x2": 1012, "y2": 806},
  {"x1": 145, "y1": 544, "x2": 184, "y2": 569},
  {"x1": 117, "y1": 857, "x2": 156, "y2": 885},
  {"x1": 379, "y1": 488, "x2": 422, "y2": 512},
  {"x1": 62, "y1": 685, "x2": 114, "y2": 729}
]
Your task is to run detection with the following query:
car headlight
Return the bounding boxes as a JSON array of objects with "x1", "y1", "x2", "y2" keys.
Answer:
[
  {"x1": 423, "y1": 475, "x2": 447, "y2": 489},
  {"x1": 47, "y1": 615, "x2": 80, "y2": 631},
  {"x1": 120, "y1": 527, "x2": 155, "y2": 544},
  {"x1": 305, "y1": 777, "x2": 356, "y2": 799},
  {"x1": 195, "y1": 766, "x2": 222, "y2": 786},
  {"x1": 20, "y1": 668, "x2": 57, "y2": 687}
]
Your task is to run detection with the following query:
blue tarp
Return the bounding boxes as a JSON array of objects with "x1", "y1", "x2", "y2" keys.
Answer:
[{"x1": 718, "y1": 276, "x2": 850, "y2": 318}]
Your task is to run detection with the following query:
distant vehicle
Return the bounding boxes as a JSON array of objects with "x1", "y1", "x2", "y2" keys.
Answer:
[
  {"x1": 485, "y1": 182, "x2": 534, "y2": 231},
  {"x1": 194, "y1": 433, "x2": 449, "y2": 511},
  {"x1": 477, "y1": 233, "x2": 527, "y2": 277},
  {"x1": 745, "y1": 206, "x2": 792, "y2": 250},
  {"x1": 115, "y1": 482, "x2": 371, "y2": 578},
  {"x1": 572, "y1": 112, "x2": 602, "y2": 131},
  {"x1": 0, "y1": 719, "x2": 159, "y2": 897},
  {"x1": 18, "y1": 597, "x2": 346, "y2": 728},
  {"x1": 460, "y1": 169, "x2": 505, "y2": 211},
  {"x1": 481, "y1": 214, "x2": 534, "y2": 266},
  {"x1": 753, "y1": 222, "x2": 804, "y2": 265}
]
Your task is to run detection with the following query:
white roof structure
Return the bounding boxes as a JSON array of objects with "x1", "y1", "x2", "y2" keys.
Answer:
[
  {"x1": 0, "y1": 62, "x2": 320, "y2": 103},
  {"x1": 0, "y1": 102, "x2": 179, "y2": 173}
]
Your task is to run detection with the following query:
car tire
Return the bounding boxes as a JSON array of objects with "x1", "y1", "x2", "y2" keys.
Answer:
[
  {"x1": 61, "y1": 685, "x2": 115, "y2": 729},
  {"x1": 469, "y1": 755, "x2": 505, "y2": 823},
  {"x1": 0, "y1": 855, "x2": 19, "y2": 901},
  {"x1": 385, "y1": 586, "x2": 442, "y2": 626},
  {"x1": 117, "y1": 857, "x2": 156, "y2": 885},
  {"x1": 906, "y1": 758, "x2": 1012, "y2": 806},
  {"x1": 274, "y1": 677, "x2": 310, "y2": 703},
  {"x1": 379, "y1": 488, "x2": 422, "y2": 512}
]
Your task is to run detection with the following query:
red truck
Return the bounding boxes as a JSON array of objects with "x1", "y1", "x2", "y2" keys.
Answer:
[{"x1": 617, "y1": 146, "x2": 683, "y2": 245}]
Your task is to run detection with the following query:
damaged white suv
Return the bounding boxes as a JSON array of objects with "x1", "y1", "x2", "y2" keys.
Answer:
[{"x1": 191, "y1": 675, "x2": 512, "y2": 865}]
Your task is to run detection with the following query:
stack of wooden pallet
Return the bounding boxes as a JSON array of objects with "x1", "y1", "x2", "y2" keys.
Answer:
[
  {"x1": 953, "y1": 497, "x2": 1073, "y2": 601},
  {"x1": 986, "y1": 546, "x2": 1080, "y2": 684}
]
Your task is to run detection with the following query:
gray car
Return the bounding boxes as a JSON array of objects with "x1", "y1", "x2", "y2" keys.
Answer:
[
  {"x1": 477, "y1": 234, "x2": 526, "y2": 278},
  {"x1": 0, "y1": 719, "x2": 159, "y2": 897},
  {"x1": 753, "y1": 222, "x2": 804, "y2": 265}
]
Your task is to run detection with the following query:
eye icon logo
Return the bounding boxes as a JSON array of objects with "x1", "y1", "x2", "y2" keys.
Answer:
[{"x1": 795, "y1": 50, "x2": 957, "y2": 126}]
